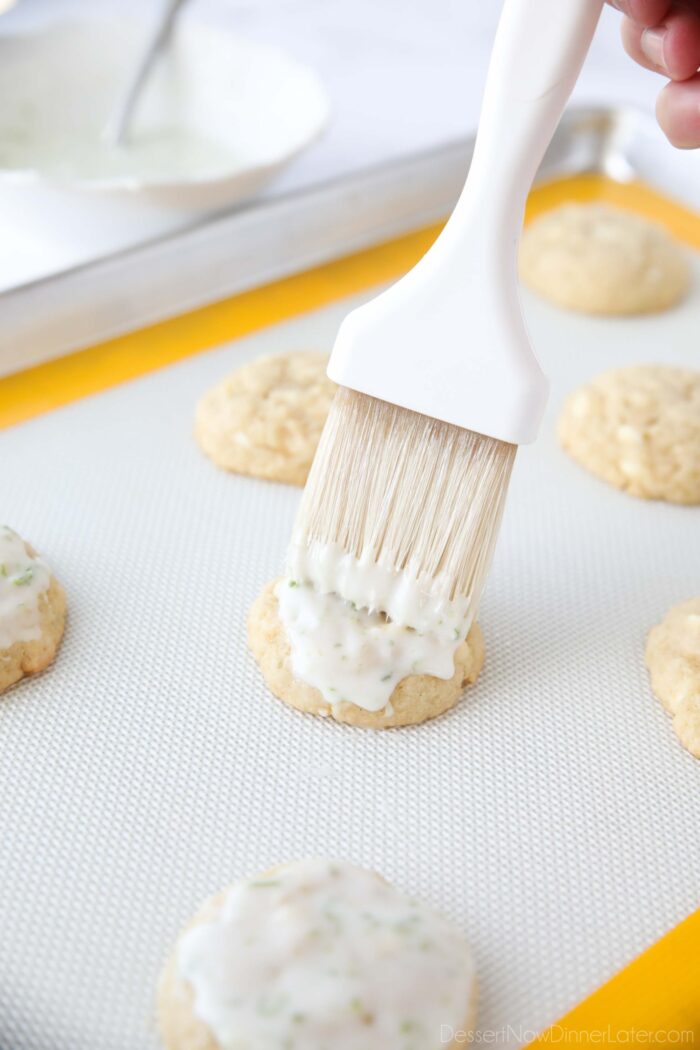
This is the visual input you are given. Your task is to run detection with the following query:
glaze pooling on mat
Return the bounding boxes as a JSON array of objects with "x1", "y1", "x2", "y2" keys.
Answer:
[
  {"x1": 278, "y1": 538, "x2": 473, "y2": 712},
  {"x1": 175, "y1": 859, "x2": 475, "y2": 1050},
  {"x1": 0, "y1": 526, "x2": 51, "y2": 649}
]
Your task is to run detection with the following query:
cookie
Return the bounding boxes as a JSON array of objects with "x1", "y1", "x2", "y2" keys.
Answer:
[
  {"x1": 0, "y1": 526, "x2": 66, "y2": 695},
  {"x1": 646, "y1": 598, "x2": 700, "y2": 759},
  {"x1": 157, "y1": 859, "x2": 477, "y2": 1050},
  {"x1": 247, "y1": 579, "x2": 484, "y2": 728},
  {"x1": 194, "y1": 350, "x2": 335, "y2": 486},
  {"x1": 558, "y1": 365, "x2": 700, "y2": 504},
  {"x1": 520, "y1": 203, "x2": 689, "y2": 315}
]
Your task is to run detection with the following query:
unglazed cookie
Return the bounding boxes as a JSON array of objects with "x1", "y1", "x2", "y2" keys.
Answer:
[
  {"x1": 157, "y1": 859, "x2": 477, "y2": 1050},
  {"x1": 558, "y1": 365, "x2": 700, "y2": 504},
  {"x1": 520, "y1": 203, "x2": 689, "y2": 315},
  {"x1": 646, "y1": 598, "x2": 700, "y2": 759},
  {"x1": 0, "y1": 526, "x2": 66, "y2": 695},
  {"x1": 247, "y1": 579, "x2": 484, "y2": 728},
  {"x1": 194, "y1": 350, "x2": 335, "y2": 486}
]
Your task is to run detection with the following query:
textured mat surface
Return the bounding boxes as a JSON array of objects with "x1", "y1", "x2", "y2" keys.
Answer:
[{"x1": 1, "y1": 266, "x2": 699, "y2": 1049}]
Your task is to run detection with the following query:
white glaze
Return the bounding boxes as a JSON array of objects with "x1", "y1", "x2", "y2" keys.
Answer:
[
  {"x1": 279, "y1": 541, "x2": 471, "y2": 712},
  {"x1": 0, "y1": 526, "x2": 51, "y2": 650},
  {"x1": 287, "y1": 540, "x2": 472, "y2": 636},
  {"x1": 177, "y1": 859, "x2": 475, "y2": 1050},
  {"x1": 0, "y1": 20, "x2": 330, "y2": 193},
  {"x1": 0, "y1": 126, "x2": 240, "y2": 184},
  {"x1": 276, "y1": 578, "x2": 465, "y2": 713}
]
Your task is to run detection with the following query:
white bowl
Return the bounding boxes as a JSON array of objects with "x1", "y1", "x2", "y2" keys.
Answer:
[{"x1": 0, "y1": 15, "x2": 330, "y2": 211}]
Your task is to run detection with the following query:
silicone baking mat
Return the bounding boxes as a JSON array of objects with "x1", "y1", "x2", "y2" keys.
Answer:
[{"x1": 1, "y1": 243, "x2": 699, "y2": 1049}]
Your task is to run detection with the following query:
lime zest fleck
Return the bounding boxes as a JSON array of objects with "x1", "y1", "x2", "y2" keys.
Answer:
[
  {"x1": 349, "y1": 997, "x2": 375, "y2": 1025},
  {"x1": 395, "y1": 915, "x2": 421, "y2": 935},
  {"x1": 12, "y1": 567, "x2": 34, "y2": 587}
]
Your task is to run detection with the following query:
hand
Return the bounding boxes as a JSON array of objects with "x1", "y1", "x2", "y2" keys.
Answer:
[{"x1": 608, "y1": 1, "x2": 700, "y2": 147}]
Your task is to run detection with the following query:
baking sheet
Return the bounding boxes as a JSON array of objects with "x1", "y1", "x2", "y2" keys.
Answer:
[
  {"x1": 1, "y1": 243, "x2": 700, "y2": 1048},
  {"x1": 3, "y1": 104, "x2": 699, "y2": 380}
]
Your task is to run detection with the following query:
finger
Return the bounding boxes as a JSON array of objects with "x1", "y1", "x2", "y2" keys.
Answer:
[
  {"x1": 656, "y1": 73, "x2": 700, "y2": 146},
  {"x1": 651, "y1": 7, "x2": 700, "y2": 79},
  {"x1": 621, "y1": 16, "x2": 661, "y2": 71},
  {"x1": 607, "y1": 0, "x2": 672, "y2": 26},
  {"x1": 623, "y1": 8, "x2": 700, "y2": 79}
]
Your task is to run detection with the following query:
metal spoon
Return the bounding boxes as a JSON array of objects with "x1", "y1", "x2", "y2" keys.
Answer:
[{"x1": 103, "y1": 0, "x2": 190, "y2": 148}]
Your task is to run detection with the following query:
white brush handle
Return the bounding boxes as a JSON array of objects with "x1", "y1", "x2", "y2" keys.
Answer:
[
  {"x1": 463, "y1": 0, "x2": 604, "y2": 228},
  {"x1": 329, "y1": 0, "x2": 604, "y2": 445}
]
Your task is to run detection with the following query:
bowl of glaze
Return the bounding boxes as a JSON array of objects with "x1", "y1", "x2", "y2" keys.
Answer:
[{"x1": 0, "y1": 15, "x2": 330, "y2": 212}]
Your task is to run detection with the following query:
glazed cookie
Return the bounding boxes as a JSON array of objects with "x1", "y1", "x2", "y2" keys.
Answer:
[
  {"x1": 520, "y1": 203, "x2": 689, "y2": 315},
  {"x1": 247, "y1": 578, "x2": 484, "y2": 728},
  {"x1": 194, "y1": 350, "x2": 335, "y2": 486},
  {"x1": 646, "y1": 598, "x2": 700, "y2": 759},
  {"x1": 0, "y1": 526, "x2": 66, "y2": 695},
  {"x1": 157, "y1": 859, "x2": 477, "y2": 1050},
  {"x1": 558, "y1": 365, "x2": 700, "y2": 504}
]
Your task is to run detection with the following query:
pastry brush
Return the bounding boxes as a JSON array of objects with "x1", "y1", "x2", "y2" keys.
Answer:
[{"x1": 290, "y1": 0, "x2": 604, "y2": 629}]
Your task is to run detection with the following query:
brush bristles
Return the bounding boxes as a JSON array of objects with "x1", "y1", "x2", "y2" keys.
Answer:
[{"x1": 291, "y1": 387, "x2": 516, "y2": 620}]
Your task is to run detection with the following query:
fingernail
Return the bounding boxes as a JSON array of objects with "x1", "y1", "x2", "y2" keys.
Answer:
[{"x1": 640, "y1": 27, "x2": 666, "y2": 69}]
